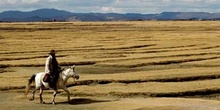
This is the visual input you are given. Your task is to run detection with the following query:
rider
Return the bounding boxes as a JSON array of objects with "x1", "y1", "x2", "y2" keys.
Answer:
[{"x1": 45, "y1": 49, "x2": 61, "y2": 89}]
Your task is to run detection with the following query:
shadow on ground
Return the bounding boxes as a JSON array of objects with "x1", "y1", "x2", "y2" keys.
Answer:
[{"x1": 55, "y1": 98, "x2": 113, "y2": 105}]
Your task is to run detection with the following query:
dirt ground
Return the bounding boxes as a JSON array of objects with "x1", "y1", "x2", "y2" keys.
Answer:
[{"x1": 0, "y1": 92, "x2": 220, "y2": 110}]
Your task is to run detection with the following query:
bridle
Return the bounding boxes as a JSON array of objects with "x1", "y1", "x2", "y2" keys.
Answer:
[{"x1": 60, "y1": 67, "x2": 79, "y2": 81}]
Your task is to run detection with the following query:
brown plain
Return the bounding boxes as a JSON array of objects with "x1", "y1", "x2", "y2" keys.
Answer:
[{"x1": 1, "y1": 21, "x2": 220, "y2": 110}]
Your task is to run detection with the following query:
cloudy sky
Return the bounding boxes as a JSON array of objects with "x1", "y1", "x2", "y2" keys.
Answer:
[{"x1": 0, "y1": 0, "x2": 219, "y2": 13}]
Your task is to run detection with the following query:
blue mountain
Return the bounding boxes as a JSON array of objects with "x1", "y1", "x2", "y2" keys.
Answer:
[{"x1": 0, "y1": 8, "x2": 219, "y2": 22}]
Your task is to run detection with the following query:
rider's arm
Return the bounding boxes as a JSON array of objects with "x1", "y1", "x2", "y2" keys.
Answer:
[{"x1": 45, "y1": 56, "x2": 52, "y2": 74}]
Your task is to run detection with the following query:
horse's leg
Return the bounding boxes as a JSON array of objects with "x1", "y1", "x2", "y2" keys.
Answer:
[
  {"x1": 52, "y1": 90, "x2": 57, "y2": 105},
  {"x1": 29, "y1": 88, "x2": 36, "y2": 101},
  {"x1": 62, "y1": 87, "x2": 70, "y2": 103},
  {"x1": 39, "y1": 86, "x2": 45, "y2": 104}
]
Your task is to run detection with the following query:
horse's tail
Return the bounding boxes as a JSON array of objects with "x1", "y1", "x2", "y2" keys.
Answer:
[{"x1": 25, "y1": 74, "x2": 36, "y2": 95}]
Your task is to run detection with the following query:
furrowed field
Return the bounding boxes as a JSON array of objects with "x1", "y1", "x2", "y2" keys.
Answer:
[{"x1": 1, "y1": 21, "x2": 220, "y2": 110}]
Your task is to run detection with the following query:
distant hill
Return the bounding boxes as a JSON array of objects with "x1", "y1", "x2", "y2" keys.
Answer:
[
  {"x1": 0, "y1": 9, "x2": 73, "y2": 22},
  {"x1": 0, "y1": 8, "x2": 220, "y2": 22}
]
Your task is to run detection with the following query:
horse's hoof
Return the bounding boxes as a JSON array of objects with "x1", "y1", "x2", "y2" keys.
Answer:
[
  {"x1": 41, "y1": 101, "x2": 45, "y2": 104},
  {"x1": 52, "y1": 102, "x2": 56, "y2": 105},
  {"x1": 29, "y1": 98, "x2": 34, "y2": 101}
]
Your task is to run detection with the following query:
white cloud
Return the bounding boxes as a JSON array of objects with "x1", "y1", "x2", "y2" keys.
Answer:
[
  {"x1": 22, "y1": 0, "x2": 39, "y2": 4},
  {"x1": 2, "y1": 0, "x2": 17, "y2": 4},
  {"x1": 100, "y1": 6, "x2": 124, "y2": 13}
]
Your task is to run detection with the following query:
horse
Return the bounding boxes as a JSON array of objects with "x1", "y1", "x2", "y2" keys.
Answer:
[{"x1": 25, "y1": 65, "x2": 79, "y2": 105}]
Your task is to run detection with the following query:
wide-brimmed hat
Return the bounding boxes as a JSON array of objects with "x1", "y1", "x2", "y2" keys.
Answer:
[{"x1": 49, "y1": 49, "x2": 56, "y2": 54}]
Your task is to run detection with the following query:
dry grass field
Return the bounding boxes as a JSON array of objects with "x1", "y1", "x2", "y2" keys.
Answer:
[{"x1": 1, "y1": 21, "x2": 220, "y2": 110}]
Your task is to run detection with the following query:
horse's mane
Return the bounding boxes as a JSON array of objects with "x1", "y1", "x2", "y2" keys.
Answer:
[{"x1": 60, "y1": 66, "x2": 70, "y2": 73}]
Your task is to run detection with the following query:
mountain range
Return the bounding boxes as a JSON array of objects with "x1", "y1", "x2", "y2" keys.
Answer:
[{"x1": 0, "y1": 8, "x2": 220, "y2": 22}]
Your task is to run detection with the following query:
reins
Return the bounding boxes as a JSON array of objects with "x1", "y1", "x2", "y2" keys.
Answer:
[
  {"x1": 60, "y1": 67, "x2": 70, "y2": 77},
  {"x1": 60, "y1": 66, "x2": 76, "y2": 78}
]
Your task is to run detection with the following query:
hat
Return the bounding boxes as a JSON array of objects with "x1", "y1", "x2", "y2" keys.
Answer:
[{"x1": 49, "y1": 49, "x2": 56, "y2": 54}]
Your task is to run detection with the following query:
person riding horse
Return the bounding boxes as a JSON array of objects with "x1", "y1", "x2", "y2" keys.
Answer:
[{"x1": 45, "y1": 49, "x2": 61, "y2": 90}]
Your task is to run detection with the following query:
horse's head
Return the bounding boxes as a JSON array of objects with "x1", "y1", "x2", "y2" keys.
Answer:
[
  {"x1": 69, "y1": 65, "x2": 79, "y2": 80},
  {"x1": 62, "y1": 65, "x2": 79, "y2": 82}
]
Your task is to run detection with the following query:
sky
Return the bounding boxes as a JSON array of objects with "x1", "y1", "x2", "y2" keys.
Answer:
[{"x1": 0, "y1": 0, "x2": 219, "y2": 14}]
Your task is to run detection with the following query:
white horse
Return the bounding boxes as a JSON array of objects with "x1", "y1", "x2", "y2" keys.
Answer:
[{"x1": 25, "y1": 65, "x2": 79, "y2": 105}]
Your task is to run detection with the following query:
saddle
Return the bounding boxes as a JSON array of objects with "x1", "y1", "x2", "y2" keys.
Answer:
[{"x1": 43, "y1": 74, "x2": 51, "y2": 82}]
